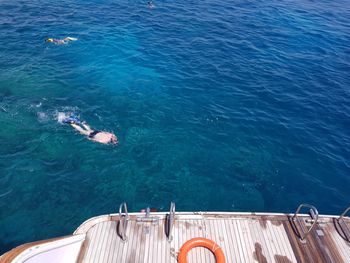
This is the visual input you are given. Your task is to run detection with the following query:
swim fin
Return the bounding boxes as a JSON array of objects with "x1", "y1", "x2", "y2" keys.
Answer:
[{"x1": 65, "y1": 37, "x2": 78, "y2": 41}]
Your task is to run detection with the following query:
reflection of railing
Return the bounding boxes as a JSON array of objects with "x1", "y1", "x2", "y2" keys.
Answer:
[
  {"x1": 118, "y1": 202, "x2": 129, "y2": 242},
  {"x1": 337, "y1": 206, "x2": 350, "y2": 241},
  {"x1": 292, "y1": 203, "x2": 319, "y2": 241},
  {"x1": 165, "y1": 202, "x2": 176, "y2": 242}
]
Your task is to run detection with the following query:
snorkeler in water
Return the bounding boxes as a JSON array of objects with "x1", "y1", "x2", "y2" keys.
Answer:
[
  {"x1": 62, "y1": 116, "x2": 118, "y2": 145},
  {"x1": 45, "y1": 37, "x2": 78, "y2": 45},
  {"x1": 147, "y1": 1, "x2": 155, "y2": 8}
]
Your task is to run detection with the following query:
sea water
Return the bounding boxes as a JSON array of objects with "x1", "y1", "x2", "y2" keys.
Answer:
[{"x1": 0, "y1": 0, "x2": 349, "y2": 252}]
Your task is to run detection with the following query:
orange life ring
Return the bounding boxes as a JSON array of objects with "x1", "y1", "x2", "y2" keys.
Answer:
[{"x1": 178, "y1": 237, "x2": 226, "y2": 263}]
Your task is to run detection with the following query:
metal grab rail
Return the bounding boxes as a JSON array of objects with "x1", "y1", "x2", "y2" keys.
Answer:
[
  {"x1": 165, "y1": 202, "x2": 176, "y2": 242},
  {"x1": 118, "y1": 202, "x2": 129, "y2": 242},
  {"x1": 292, "y1": 203, "x2": 319, "y2": 241},
  {"x1": 338, "y1": 206, "x2": 350, "y2": 221},
  {"x1": 337, "y1": 206, "x2": 350, "y2": 241}
]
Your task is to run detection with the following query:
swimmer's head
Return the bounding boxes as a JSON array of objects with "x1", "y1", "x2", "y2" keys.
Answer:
[
  {"x1": 110, "y1": 134, "x2": 118, "y2": 145},
  {"x1": 46, "y1": 38, "x2": 54, "y2": 43}
]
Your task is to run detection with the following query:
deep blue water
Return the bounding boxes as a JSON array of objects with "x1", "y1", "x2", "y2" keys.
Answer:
[{"x1": 0, "y1": 0, "x2": 349, "y2": 253}]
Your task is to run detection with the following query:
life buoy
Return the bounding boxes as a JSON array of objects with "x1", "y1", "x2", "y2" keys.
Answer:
[{"x1": 178, "y1": 237, "x2": 226, "y2": 263}]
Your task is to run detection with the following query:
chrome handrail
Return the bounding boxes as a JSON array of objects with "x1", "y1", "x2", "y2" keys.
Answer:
[
  {"x1": 338, "y1": 206, "x2": 350, "y2": 221},
  {"x1": 292, "y1": 203, "x2": 319, "y2": 241},
  {"x1": 118, "y1": 202, "x2": 129, "y2": 242},
  {"x1": 337, "y1": 206, "x2": 350, "y2": 240},
  {"x1": 165, "y1": 202, "x2": 175, "y2": 242}
]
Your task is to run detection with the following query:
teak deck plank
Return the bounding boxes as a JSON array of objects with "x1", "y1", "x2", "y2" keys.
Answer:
[
  {"x1": 75, "y1": 213, "x2": 350, "y2": 263},
  {"x1": 330, "y1": 221, "x2": 350, "y2": 261}
]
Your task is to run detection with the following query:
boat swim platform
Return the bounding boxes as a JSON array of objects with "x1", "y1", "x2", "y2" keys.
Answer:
[
  {"x1": 73, "y1": 211, "x2": 350, "y2": 263},
  {"x1": 1, "y1": 206, "x2": 350, "y2": 263}
]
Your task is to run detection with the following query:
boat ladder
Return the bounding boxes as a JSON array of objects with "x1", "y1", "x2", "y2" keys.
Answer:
[
  {"x1": 137, "y1": 207, "x2": 160, "y2": 224},
  {"x1": 116, "y1": 202, "x2": 176, "y2": 242}
]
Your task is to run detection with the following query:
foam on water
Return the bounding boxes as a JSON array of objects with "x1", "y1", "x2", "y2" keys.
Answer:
[{"x1": 0, "y1": 0, "x2": 349, "y2": 253}]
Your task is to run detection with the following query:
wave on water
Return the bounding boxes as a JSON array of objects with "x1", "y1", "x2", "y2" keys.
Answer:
[{"x1": 0, "y1": 189, "x2": 13, "y2": 199}]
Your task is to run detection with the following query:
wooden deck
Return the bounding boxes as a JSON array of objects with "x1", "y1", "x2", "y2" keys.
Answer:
[{"x1": 74, "y1": 212, "x2": 350, "y2": 263}]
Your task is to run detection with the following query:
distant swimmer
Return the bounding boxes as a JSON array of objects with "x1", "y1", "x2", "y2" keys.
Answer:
[
  {"x1": 45, "y1": 37, "x2": 78, "y2": 45},
  {"x1": 62, "y1": 115, "x2": 118, "y2": 145},
  {"x1": 147, "y1": 1, "x2": 155, "y2": 8}
]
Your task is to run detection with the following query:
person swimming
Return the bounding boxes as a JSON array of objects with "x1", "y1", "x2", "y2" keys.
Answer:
[
  {"x1": 45, "y1": 37, "x2": 78, "y2": 45},
  {"x1": 62, "y1": 116, "x2": 118, "y2": 145},
  {"x1": 147, "y1": 1, "x2": 155, "y2": 8}
]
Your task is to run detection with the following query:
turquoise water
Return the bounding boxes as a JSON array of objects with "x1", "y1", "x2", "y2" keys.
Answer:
[{"x1": 0, "y1": 0, "x2": 349, "y2": 252}]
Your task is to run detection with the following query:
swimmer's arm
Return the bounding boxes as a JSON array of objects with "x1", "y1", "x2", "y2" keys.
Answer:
[
  {"x1": 70, "y1": 123, "x2": 90, "y2": 136},
  {"x1": 81, "y1": 123, "x2": 93, "y2": 132}
]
